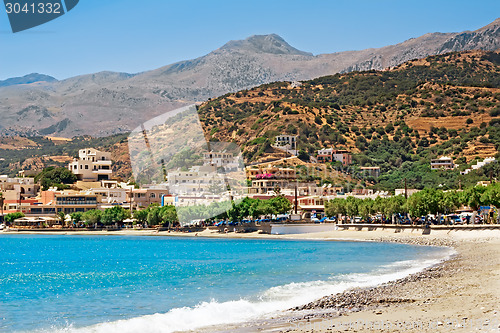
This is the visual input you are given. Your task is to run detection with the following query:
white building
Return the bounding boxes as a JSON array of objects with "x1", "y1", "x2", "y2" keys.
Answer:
[
  {"x1": 203, "y1": 151, "x2": 240, "y2": 171},
  {"x1": 431, "y1": 156, "x2": 455, "y2": 170},
  {"x1": 68, "y1": 148, "x2": 112, "y2": 181},
  {"x1": 0, "y1": 175, "x2": 39, "y2": 199},
  {"x1": 87, "y1": 187, "x2": 129, "y2": 204},
  {"x1": 168, "y1": 165, "x2": 226, "y2": 196},
  {"x1": 272, "y1": 135, "x2": 298, "y2": 156},
  {"x1": 461, "y1": 157, "x2": 496, "y2": 175},
  {"x1": 395, "y1": 188, "x2": 420, "y2": 197}
]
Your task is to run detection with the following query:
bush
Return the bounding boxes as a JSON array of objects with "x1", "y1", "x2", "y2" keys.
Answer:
[{"x1": 489, "y1": 108, "x2": 500, "y2": 117}]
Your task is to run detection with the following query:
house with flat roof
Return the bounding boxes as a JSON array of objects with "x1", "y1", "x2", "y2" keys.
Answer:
[
  {"x1": 316, "y1": 148, "x2": 352, "y2": 166},
  {"x1": 360, "y1": 166, "x2": 381, "y2": 178},
  {"x1": 431, "y1": 156, "x2": 455, "y2": 170},
  {"x1": 203, "y1": 151, "x2": 241, "y2": 171},
  {"x1": 272, "y1": 135, "x2": 298, "y2": 156},
  {"x1": 68, "y1": 148, "x2": 112, "y2": 181}
]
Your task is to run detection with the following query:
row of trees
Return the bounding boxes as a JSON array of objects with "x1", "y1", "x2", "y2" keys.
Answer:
[
  {"x1": 326, "y1": 195, "x2": 406, "y2": 221},
  {"x1": 133, "y1": 205, "x2": 177, "y2": 227},
  {"x1": 175, "y1": 196, "x2": 292, "y2": 223},
  {"x1": 3, "y1": 195, "x2": 292, "y2": 228},
  {"x1": 325, "y1": 183, "x2": 500, "y2": 220},
  {"x1": 68, "y1": 206, "x2": 132, "y2": 227}
]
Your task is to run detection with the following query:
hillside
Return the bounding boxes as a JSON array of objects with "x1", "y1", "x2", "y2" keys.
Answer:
[
  {"x1": 197, "y1": 50, "x2": 500, "y2": 190},
  {"x1": 2, "y1": 50, "x2": 500, "y2": 191},
  {"x1": 0, "y1": 19, "x2": 498, "y2": 137},
  {"x1": 0, "y1": 135, "x2": 131, "y2": 180}
]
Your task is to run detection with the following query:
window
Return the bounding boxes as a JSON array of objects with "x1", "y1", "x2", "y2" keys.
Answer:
[
  {"x1": 150, "y1": 193, "x2": 156, "y2": 198},
  {"x1": 85, "y1": 165, "x2": 89, "y2": 170}
]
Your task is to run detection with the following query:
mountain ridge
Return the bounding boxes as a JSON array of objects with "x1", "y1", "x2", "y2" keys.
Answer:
[
  {"x1": 0, "y1": 73, "x2": 57, "y2": 88},
  {"x1": 0, "y1": 18, "x2": 499, "y2": 137}
]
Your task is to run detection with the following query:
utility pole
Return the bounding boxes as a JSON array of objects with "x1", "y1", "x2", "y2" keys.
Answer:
[
  {"x1": 0, "y1": 192, "x2": 4, "y2": 221},
  {"x1": 129, "y1": 188, "x2": 133, "y2": 215},
  {"x1": 294, "y1": 184, "x2": 298, "y2": 214}
]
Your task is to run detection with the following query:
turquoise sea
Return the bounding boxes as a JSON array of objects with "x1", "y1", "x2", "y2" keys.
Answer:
[{"x1": 0, "y1": 235, "x2": 450, "y2": 332}]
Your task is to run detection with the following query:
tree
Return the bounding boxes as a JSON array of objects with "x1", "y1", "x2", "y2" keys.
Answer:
[
  {"x1": 4, "y1": 212, "x2": 25, "y2": 224},
  {"x1": 297, "y1": 150, "x2": 310, "y2": 162},
  {"x1": 441, "y1": 190, "x2": 461, "y2": 213},
  {"x1": 481, "y1": 183, "x2": 500, "y2": 207},
  {"x1": 345, "y1": 196, "x2": 359, "y2": 221},
  {"x1": 325, "y1": 198, "x2": 347, "y2": 220},
  {"x1": 133, "y1": 209, "x2": 149, "y2": 224},
  {"x1": 70, "y1": 212, "x2": 83, "y2": 225},
  {"x1": 82, "y1": 209, "x2": 102, "y2": 226},
  {"x1": 57, "y1": 211, "x2": 66, "y2": 228},
  {"x1": 35, "y1": 167, "x2": 77, "y2": 190},
  {"x1": 102, "y1": 206, "x2": 130, "y2": 225},
  {"x1": 269, "y1": 195, "x2": 292, "y2": 215},
  {"x1": 146, "y1": 206, "x2": 161, "y2": 226},
  {"x1": 159, "y1": 205, "x2": 177, "y2": 227},
  {"x1": 460, "y1": 186, "x2": 486, "y2": 210}
]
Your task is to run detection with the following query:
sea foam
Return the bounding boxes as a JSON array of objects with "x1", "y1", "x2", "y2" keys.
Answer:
[{"x1": 48, "y1": 247, "x2": 454, "y2": 333}]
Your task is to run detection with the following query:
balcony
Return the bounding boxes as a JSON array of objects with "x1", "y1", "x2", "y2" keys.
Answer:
[
  {"x1": 93, "y1": 169, "x2": 112, "y2": 174},
  {"x1": 94, "y1": 160, "x2": 112, "y2": 165}
]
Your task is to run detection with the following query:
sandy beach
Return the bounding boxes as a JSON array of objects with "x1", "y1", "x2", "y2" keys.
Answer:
[{"x1": 3, "y1": 227, "x2": 500, "y2": 332}]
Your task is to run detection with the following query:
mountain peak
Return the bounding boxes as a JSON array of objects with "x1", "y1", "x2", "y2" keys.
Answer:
[
  {"x1": 0, "y1": 73, "x2": 57, "y2": 88},
  {"x1": 220, "y1": 34, "x2": 313, "y2": 56}
]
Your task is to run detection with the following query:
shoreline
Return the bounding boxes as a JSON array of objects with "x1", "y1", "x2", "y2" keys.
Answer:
[
  {"x1": 3, "y1": 228, "x2": 500, "y2": 332},
  {"x1": 227, "y1": 230, "x2": 500, "y2": 333}
]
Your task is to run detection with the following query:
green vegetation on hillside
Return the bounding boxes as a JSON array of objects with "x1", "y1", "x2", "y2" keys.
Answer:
[
  {"x1": 0, "y1": 134, "x2": 128, "y2": 176},
  {"x1": 198, "y1": 50, "x2": 500, "y2": 191}
]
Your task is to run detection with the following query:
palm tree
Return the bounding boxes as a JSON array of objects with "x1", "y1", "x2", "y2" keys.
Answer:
[{"x1": 58, "y1": 211, "x2": 66, "y2": 228}]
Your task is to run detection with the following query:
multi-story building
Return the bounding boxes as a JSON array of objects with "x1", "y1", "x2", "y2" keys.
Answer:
[
  {"x1": 131, "y1": 186, "x2": 170, "y2": 208},
  {"x1": 203, "y1": 151, "x2": 241, "y2": 171},
  {"x1": 29, "y1": 190, "x2": 98, "y2": 215},
  {"x1": 430, "y1": 156, "x2": 455, "y2": 170},
  {"x1": 316, "y1": 148, "x2": 352, "y2": 166},
  {"x1": 89, "y1": 187, "x2": 129, "y2": 204},
  {"x1": 246, "y1": 165, "x2": 299, "y2": 194},
  {"x1": 272, "y1": 135, "x2": 298, "y2": 156},
  {"x1": 246, "y1": 166, "x2": 297, "y2": 180},
  {"x1": 68, "y1": 148, "x2": 112, "y2": 181},
  {"x1": 0, "y1": 175, "x2": 39, "y2": 199},
  {"x1": 168, "y1": 165, "x2": 226, "y2": 196}
]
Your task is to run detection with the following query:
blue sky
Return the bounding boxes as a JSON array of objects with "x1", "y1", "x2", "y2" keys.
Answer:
[{"x1": 0, "y1": 0, "x2": 499, "y2": 80}]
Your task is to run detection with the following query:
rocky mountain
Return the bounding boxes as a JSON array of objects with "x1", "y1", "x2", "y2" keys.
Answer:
[{"x1": 0, "y1": 18, "x2": 499, "y2": 137}]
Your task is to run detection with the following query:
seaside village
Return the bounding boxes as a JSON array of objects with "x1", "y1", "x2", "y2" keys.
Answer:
[{"x1": 0, "y1": 134, "x2": 497, "y2": 230}]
